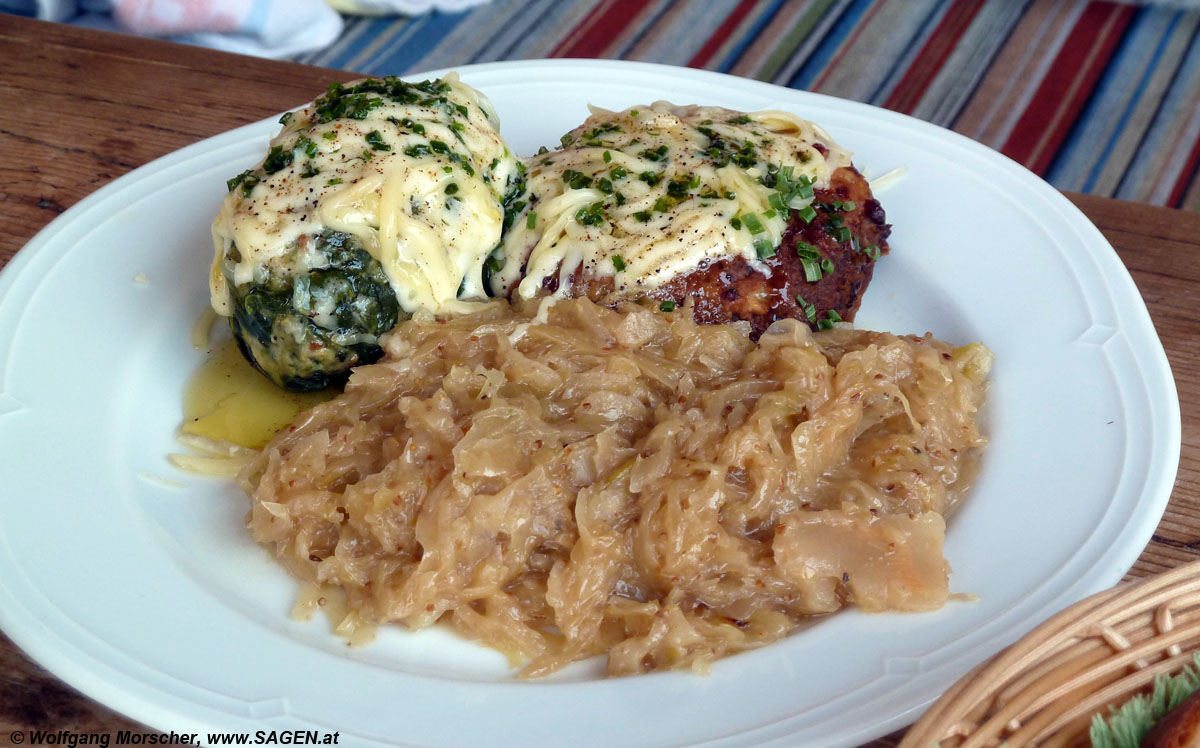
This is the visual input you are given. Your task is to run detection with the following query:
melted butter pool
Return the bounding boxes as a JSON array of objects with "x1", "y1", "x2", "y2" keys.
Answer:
[{"x1": 183, "y1": 337, "x2": 336, "y2": 450}]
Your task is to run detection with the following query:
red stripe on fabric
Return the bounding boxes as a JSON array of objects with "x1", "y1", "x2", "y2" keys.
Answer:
[
  {"x1": 549, "y1": 0, "x2": 611, "y2": 57},
  {"x1": 883, "y1": 0, "x2": 987, "y2": 114},
  {"x1": 550, "y1": 0, "x2": 643, "y2": 59},
  {"x1": 1000, "y1": 1, "x2": 1135, "y2": 175},
  {"x1": 811, "y1": 0, "x2": 889, "y2": 92},
  {"x1": 687, "y1": 0, "x2": 761, "y2": 69},
  {"x1": 1167, "y1": 132, "x2": 1200, "y2": 208}
]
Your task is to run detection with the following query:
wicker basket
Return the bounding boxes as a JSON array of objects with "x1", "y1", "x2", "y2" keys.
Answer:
[{"x1": 900, "y1": 560, "x2": 1200, "y2": 747}]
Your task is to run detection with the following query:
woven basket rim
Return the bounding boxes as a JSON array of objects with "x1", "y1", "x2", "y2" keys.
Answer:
[{"x1": 900, "y1": 560, "x2": 1200, "y2": 747}]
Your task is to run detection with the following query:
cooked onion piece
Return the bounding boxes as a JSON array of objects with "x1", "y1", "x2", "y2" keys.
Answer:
[{"x1": 241, "y1": 298, "x2": 990, "y2": 677}]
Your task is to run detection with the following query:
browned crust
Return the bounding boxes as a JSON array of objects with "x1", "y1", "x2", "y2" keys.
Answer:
[{"x1": 523, "y1": 165, "x2": 891, "y2": 338}]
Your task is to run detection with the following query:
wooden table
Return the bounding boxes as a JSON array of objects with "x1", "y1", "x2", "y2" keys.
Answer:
[{"x1": 0, "y1": 13, "x2": 1196, "y2": 747}]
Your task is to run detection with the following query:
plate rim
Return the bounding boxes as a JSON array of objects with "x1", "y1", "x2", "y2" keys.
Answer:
[{"x1": 0, "y1": 58, "x2": 1181, "y2": 747}]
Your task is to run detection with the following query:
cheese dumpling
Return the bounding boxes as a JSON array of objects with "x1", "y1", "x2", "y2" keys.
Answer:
[{"x1": 210, "y1": 75, "x2": 526, "y2": 391}]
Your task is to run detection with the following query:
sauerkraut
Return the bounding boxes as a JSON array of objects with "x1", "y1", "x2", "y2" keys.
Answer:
[{"x1": 241, "y1": 298, "x2": 991, "y2": 676}]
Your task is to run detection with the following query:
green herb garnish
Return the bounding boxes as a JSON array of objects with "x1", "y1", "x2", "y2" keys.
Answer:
[
  {"x1": 796, "y1": 295, "x2": 816, "y2": 322},
  {"x1": 262, "y1": 145, "x2": 294, "y2": 174}
]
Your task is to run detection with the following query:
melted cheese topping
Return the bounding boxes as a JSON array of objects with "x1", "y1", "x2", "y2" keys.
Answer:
[
  {"x1": 211, "y1": 74, "x2": 523, "y2": 316},
  {"x1": 492, "y1": 102, "x2": 852, "y2": 300}
]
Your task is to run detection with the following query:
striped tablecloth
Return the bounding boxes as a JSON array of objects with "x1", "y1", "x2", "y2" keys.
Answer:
[{"x1": 301, "y1": 0, "x2": 1200, "y2": 211}]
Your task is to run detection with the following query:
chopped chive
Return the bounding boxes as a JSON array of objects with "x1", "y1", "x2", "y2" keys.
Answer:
[
  {"x1": 797, "y1": 204, "x2": 817, "y2": 224},
  {"x1": 795, "y1": 241, "x2": 820, "y2": 260},
  {"x1": 279, "y1": 112, "x2": 293, "y2": 125},
  {"x1": 634, "y1": 210, "x2": 651, "y2": 222},
  {"x1": 364, "y1": 130, "x2": 391, "y2": 151},
  {"x1": 832, "y1": 226, "x2": 851, "y2": 243},
  {"x1": 864, "y1": 244, "x2": 881, "y2": 260},
  {"x1": 801, "y1": 257, "x2": 822, "y2": 283},
  {"x1": 301, "y1": 163, "x2": 320, "y2": 178},
  {"x1": 612, "y1": 255, "x2": 627, "y2": 271},
  {"x1": 630, "y1": 109, "x2": 639, "y2": 117},
  {"x1": 262, "y1": 145, "x2": 293, "y2": 174},
  {"x1": 730, "y1": 217, "x2": 742, "y2": 230},
  {"x1": 762, "y1": 208, "x2": 777, "y2": 219},
  {"x1": 445, "y1": 183, "x2": 459, "y2": 195},
  {"x1": 654, "y1": 197, "x2": 669, "y2": 213},
  {"x1": 742, "y1": 213, "x2": 765, "y2": 234},
  {"x1": 796, "y1": 294, "x2": 817, "y2": 323},
  {"x1": 817, "y1": 318, "x2": 835, "y2": 331},
  {"x1": 575, "y1": 201, "x2": 606, "y2": 226},
  {"x1": 526, "y1": 211, "x2": 537, "y2": 229},
  {"x1": 562, "y1": 169, "x2": 593, "y2": 189},
  {"x1": 322, "y1": 131, "x2": 337, "y2": 140},
  {"x1": 603, "y1": 150, "x2": 612, "y2": 163},
  {"x1": 827, "y1": 310, "x2": 843, "y2": 323},
  {"x1": 820, "y1": 257, "x2": 835, "y2": 275},
  {"x1": 639, "y1": 171, "x2": 662, "y2": 187},
  {"x1": 326, "y1": 178, "x2": 342, "y2": 185},
  {"x1": 755, "y1": 239, "x2": 776, "y2": 259},
  {"x1": 639, "y1": 145, "x2": 669, "y2": 161},
  {"x1": 297, "y1": 137, "x2": 318, "y2": 158},
  {"x1": 226, "y1": 169, "x2": 253, "y2": 193},
  {"x1": 660, "y1": 300, "x2": 676, "y2": 312},
  {"x1": 841, "y1": 200, "x2": 856, "y2": 210},
  {"x1": 768, "y1": 193, "x2": 787, "y2": 213}
]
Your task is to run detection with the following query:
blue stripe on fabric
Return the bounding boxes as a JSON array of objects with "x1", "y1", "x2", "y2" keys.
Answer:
[
  {"x1": 866, "y1": 0, "x2": 954, "y2": 104},
  {"x1": 624, "y1": 0, "x2": 745, "y2": 66},
  {"x1": 318, "y1": 16, "x2": 407, "y2": 70},
  {"x1": 369, "y1": 10, "x2": 471, "y2": 75},
  {"x1": 303, "y1": 16, "x2": 374, "y2": 68},
  {"x1": 1043, "y1": 6, "x2": 1173, "y2": 190},
  {"x1": 613, "y1": 0, "x2": 685, "y2": 59},
  {"x1": 714, "y1": 0, "x2": 791, "y2": 74},
  {"x1": 1080, "y1": 9, "x2": 1179, "y2": 192},
  {"x1": 475, "y1": 0, "x2": 567, "y2": 63},
  {"x1": 787, "y1": 0, "x2": 876, "y2": 90},
  {"x1": 499, "y1": 0, "x2": 597, "y2": 61},
  {"x1": 1114, "y1": 13, "x2": 1200, "y2": 202}
]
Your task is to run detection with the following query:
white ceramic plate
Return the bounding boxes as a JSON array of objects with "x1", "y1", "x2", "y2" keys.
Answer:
[{"x1": 0, "y1": 60, "x2": 1180, "y2": 747}]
